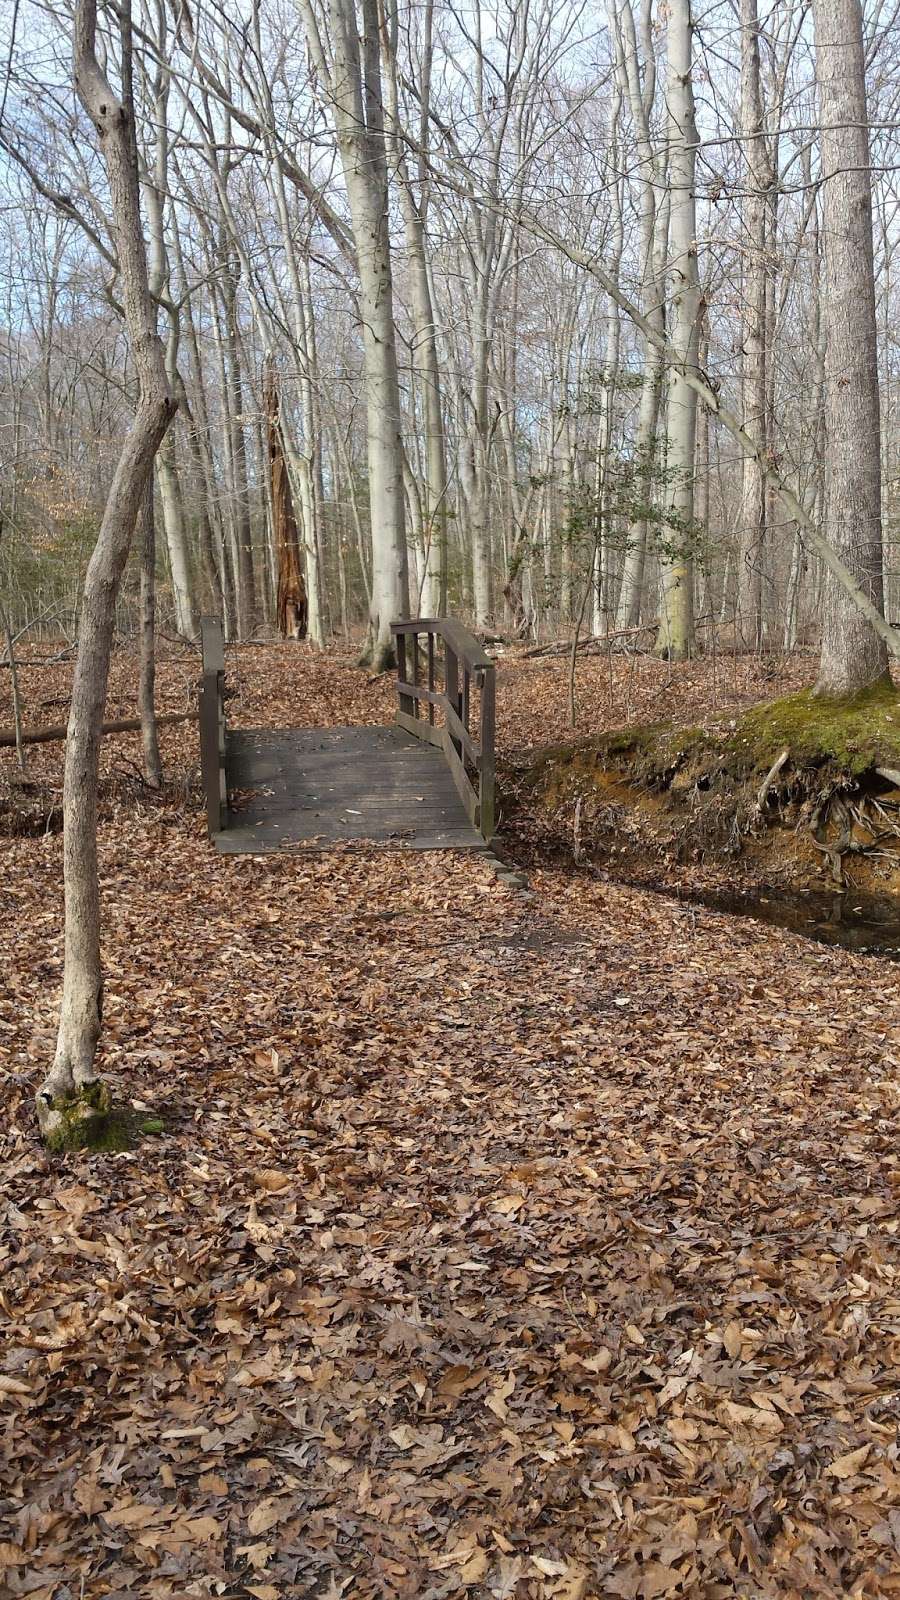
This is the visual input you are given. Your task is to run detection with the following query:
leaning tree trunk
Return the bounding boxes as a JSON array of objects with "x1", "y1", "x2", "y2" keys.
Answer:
[
  {"x1": 812, "y1": 0, "x2": 891, "y2": 696},
  {"x1": 38, "y1": 0, "x2": 176, "y2": 1141}
]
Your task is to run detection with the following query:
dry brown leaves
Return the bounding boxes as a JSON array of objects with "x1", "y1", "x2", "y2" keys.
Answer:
[{"x1": 2, "y1": 644, "x2": 900, "y2": 1598}]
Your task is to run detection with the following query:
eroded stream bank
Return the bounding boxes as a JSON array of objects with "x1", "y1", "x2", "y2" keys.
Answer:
[{"x1": 503, "y1": 683, "x2": 900, "y2": 959}]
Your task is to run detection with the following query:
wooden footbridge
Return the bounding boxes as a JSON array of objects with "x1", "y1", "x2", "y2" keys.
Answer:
[{"x1": 199, "y1": 617, "x2": 496, "y2": 854}]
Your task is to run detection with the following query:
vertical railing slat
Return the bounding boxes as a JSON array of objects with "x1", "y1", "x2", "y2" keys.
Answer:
[{"x1": 445, "y1": 638, "x2": 461, "y2": 764}]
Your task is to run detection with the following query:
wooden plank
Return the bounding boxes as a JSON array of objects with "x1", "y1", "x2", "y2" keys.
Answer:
[
  {"x1": 217, "y1": 828, "x2": 485, "y2": 854},
  {"x1": 390, "y1": 617, "x2": 493, "y2": 672},
  {"x1": 437, "y1": 619, "x2": 493, "y2": 671},
  {"x1": 443, "y1": 698, "x2": 479, "y2": 765},
  {"x1": 391, "y1": 618, "x2": 442, "y2": 635},
  {"x1": 396, "y1": 678, "x2": 442, "y2": 708},
  {"x1": 395, "y1": 710, "x2": 445, "y2": 749},
  {"x1": 218, "y1": 722, "x2": 483, "y2": 853},
  {"x1": 396, "y1": 633, "x2": 415, "y2": 718}
]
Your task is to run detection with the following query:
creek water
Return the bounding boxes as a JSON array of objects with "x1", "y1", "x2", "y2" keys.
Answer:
[{"x1": 669, "y1": 883, "x2": 900, "y2": 959}]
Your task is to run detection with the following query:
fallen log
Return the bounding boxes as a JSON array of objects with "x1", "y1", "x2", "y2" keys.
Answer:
[
  {"x1": 0, "y1": 709, "x2": 196, "y2": 749},
  {"x1": 522, "y1": 622, "x2": 658, "y2": 659}
]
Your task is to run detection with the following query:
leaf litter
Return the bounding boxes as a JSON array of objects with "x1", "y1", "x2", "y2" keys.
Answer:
[{"x1": 1, "y1": 644, "x2": 900, "y2": 1598}]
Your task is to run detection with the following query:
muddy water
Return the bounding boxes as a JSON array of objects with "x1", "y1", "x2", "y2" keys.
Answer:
[{"x1": 667, "y1": 883, "x2": 900, "y2": 959}]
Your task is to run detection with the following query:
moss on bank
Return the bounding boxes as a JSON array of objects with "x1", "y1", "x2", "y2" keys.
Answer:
[
  {"x1": 522, "y1": 684, "x2": 900, "y2": 797},
  {"x1": 509, "y1": 684, "x2": 900, "y2": 887},
  {"x1": 735, "y1": 682, "x2": 900, "y2": 775}
]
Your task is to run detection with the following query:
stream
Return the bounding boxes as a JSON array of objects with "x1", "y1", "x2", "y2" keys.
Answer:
[{"x1": 668, "y1": 883, "x2": 900, "y2": 959}]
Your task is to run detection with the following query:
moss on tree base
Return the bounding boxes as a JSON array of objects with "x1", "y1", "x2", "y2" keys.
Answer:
[{"x1": 40, "y1": 1081, "x2": 167, "y2": 1153}]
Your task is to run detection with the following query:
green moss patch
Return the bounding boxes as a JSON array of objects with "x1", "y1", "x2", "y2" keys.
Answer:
[
  {"x1": 732, "y1": 683, "x2": 900, "y2": 776},
  {"x1": 42, "y1": 1082, "x2": 167, "y2": 1154},
  {"x1": 521, "y1": 684, "x2": 900, "y2": 801}
]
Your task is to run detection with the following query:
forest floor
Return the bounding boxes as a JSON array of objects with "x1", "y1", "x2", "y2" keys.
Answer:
[{"x1": 3, "y1": 643, "x2": 900, "y2": 1599}]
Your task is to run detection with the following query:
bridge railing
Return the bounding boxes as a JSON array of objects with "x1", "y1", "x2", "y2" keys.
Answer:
[
  {"x1": 391, "y1": 618, "x2": 496, "y2": 840},
  {"x1": 199, "y1": 616, "x2": 227, "y2": 836}
]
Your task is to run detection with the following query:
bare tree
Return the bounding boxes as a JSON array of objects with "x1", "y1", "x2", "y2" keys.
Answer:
[
  {"x1": 296, "y1": 0, "x2": 409, "y2": 665},
  {"x1": 37, "y1": 0, "x2": 176, "y2": 1143},
  {"x1": 735, "y1": 0, "x2": 775, "y2": 651},
  {"x1": 654, "y1": 0, "x2": 700, "y2": 660},
  {"x1": 811, "y1": 0, "x2": 891, "y2": 696}
]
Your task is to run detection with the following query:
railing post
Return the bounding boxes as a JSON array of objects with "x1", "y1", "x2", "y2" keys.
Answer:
[
  {"x1": 409, "y1": 626, "x2": 419, "y2": 718},
  {"x1": 445, "y1": 637, "x2": 461, "y2": 764},
  {"x1": 199, "y1": 616, "x2": 226, "y2": 837},
  {"x1": 396, "y1": 631, "x2": 415, "y2": 718},
  {"x1": 427, "y1": 633, "x2": 435, "y2": 726},
  {"x1": 478, "y1": 664, "x2": 496, "y2": 840}
]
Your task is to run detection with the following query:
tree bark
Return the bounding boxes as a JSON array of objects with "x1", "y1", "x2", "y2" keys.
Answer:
[
  {"x1": 812, "y1": 0, "x2": 891, "y2": 696},
  {"x1": 154, "y1": 427, "x2": 197, "y2": 638},
  {"x1": 38, "y1": 0, "x2": 176, "y2": 1134},
  {"x1": 298, "y1": 0, "x2": 409, "y2": 666},
  {"x1": 138, "y1": 484, "x2": 163, "y2": 787},
  {"x1": 613, "y1": 0, "x2": 668, "y2": 632},
  {"x1": 655, "y1": 0, "x2": 700, "y2": 661},
  {"x1": 735, "y1": 0, "x2": 773, "y2": 652},
  {"x1": 143, "y1": 7, "x2": 198, "y2": 642},
  {"x1": 264, "y1": 366, "x2": 308, "y2": 639}
]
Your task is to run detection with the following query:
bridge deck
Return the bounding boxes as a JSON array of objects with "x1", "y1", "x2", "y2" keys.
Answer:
[{"x1": 216, "y1": 724, "x2": 486, "y2": 854}]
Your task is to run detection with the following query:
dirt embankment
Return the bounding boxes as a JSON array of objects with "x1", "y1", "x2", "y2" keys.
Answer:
[{"x1": 504, "y1": 683, "x2": 900, "y2": 899}]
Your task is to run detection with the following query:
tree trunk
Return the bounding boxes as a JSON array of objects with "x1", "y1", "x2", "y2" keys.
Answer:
[
  {"x1": 264, "y1": 367, "x2": 308, "y2": 639},
  {"x1": 38, "y1": 0, "x2": 176, "y2": 1138},
  {"x1": 220, "y1": 254, "x2": 258, "y2": 637},
  {"x1": 735, "y1": 0, "x2": 772, "y2": 652},
  {"x1": 154, "y1": 427, "x2": 197, "y2": 638},
  {"x1": 298, "y1": 0, "x2": 409, "y2": 666},
  {"x1": 812, "y1": 0, "x2": 891, "y2": 696},
  {"x1": 612, "y1": 1, "x2": 667, "y2": 632},
  {"x1": 138, "y1": 484, "x2": 163, "y2": 787},
  {"x1": 655, "y1": 0, "x2": 700, "y2": 661}
]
